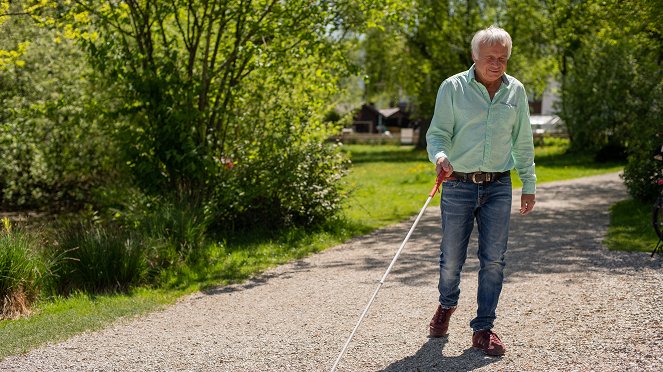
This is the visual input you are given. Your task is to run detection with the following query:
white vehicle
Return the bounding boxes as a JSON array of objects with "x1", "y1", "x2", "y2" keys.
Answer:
[{"x1": 530, "y1": 115, "x2": 566, "y2": 137}]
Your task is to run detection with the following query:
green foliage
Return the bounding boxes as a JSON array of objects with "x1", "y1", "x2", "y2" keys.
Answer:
[
  {"x1": 49, "y1": 224, "x2": 148, "y2": 294},
  {"x1": 623, "y1": 146, "x2": 661, "y2": 202},
  {"x1": 10, "y1": 0, "x2": 397, "y2": 231},
  {"x1": 0, "y1": 8, "x2": 117, "y2": 210},
  {"x1": 554, "y1": 0, "x2": 663, "y2": 201},
  {"x1": 0, "y1": 219, "x2": 47, "y2": 319},
  {"x1": 131, "y1": 199, "x2": 208, "y2": 271},
  {"x1": 211, "y1": 141, "x2": 349, "y2": 230},
  {"x1": 69, "y1": 0, "x2": 350, "y2": 197},
  {"x1": 0, "y1": 2, "x2": 29, "y2": 70},
  {"x1": 500, "y1": 0, "x2": 558, "y2": 99}
]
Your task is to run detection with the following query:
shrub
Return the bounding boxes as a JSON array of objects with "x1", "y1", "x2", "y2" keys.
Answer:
[
  {"x1": 557, "y1": 9, "x2": 662, "y2": 201},
  {"x1": 623, "y1": 142, "x2": 661, "y2": 203},
  {"x1": 0, "y1": 218, "x2": 47, "y2": 319},
  {"x1": 210, "y1": 141, "x2": 349, "y2": 231}
]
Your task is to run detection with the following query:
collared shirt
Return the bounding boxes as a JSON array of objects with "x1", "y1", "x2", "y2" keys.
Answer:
[{"x1": 426, "y1": 65, "x2": 536, "y2": 194}]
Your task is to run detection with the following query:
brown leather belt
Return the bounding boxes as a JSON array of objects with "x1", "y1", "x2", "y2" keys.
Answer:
[{"x1": 448, "y1": 171, "x2": 510, "y2": 184}]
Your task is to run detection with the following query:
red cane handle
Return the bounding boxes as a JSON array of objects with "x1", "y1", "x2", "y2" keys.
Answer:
[{"x1": 429, "y1": 173, "x2": 445, "y2": 197}]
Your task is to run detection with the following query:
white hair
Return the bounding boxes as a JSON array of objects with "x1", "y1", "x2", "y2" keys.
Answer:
[{"x1": 471, "y1": 26, "x2": 512, "y2": 60}]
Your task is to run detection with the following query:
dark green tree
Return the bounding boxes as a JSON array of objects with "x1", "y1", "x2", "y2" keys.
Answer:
[{"x1": 551, "y1": 0, "x2": 663, "y2": 200}]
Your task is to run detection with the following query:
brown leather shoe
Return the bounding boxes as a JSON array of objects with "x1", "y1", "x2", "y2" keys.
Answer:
[
  {"x1": 472, "y1": 329, "x2": 506, "y2": 356},
  {"x1": 429, "y1": 305, "x2": 456, "y2": 337}
]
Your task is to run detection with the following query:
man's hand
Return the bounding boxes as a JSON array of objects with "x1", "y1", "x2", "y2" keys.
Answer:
[
  {"x1": 520, "y1": 194, "x2": 536, "y2": 215},
  {"x1": 436, "y1": 157, "x2": 454, "y2": 178}
]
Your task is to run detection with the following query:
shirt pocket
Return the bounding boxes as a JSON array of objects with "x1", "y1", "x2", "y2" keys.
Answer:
[{"x1": 493, "y1": 101, "x2": 517, "y2": 124}]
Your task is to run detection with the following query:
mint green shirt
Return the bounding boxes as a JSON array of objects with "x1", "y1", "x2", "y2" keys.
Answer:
[{"x1": 426, "y1": 65, "x2": 536, "y2": 194}]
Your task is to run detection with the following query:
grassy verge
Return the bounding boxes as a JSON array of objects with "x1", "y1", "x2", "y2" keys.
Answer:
[
  {"x1": 161, "y1": 221, "x2": 370, "y2": 291},
  {"x1": 0, "y1": 138, "x2": 627, "y2": 359},
  {"x1": 605, "y1": 198, "x2": 660, "y2": 253},
  {"x1": 0, "y1": 288, "x2": 184, "y2": 360}
]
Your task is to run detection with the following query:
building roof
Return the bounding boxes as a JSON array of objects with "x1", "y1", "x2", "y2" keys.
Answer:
[{"x1": 378, "y1": 107, "x2": 400, "y2": 118}]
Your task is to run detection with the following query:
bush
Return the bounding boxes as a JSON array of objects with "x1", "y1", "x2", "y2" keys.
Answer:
[
  {"x1": 621, "y1": 75, "x2": 662, "y2": 203},
  {"x1": 623, "y1": 143, "x2": 661, "y2": 203},
  {"x1": 0, "y1": 218, "x2": 47, "y2": 319},
  {"x1": 50, "y1": 224, "x2": 148, "y2": 294},
  {"x1": 210, "y1": 141, "x2": 349, "y2": 231}
]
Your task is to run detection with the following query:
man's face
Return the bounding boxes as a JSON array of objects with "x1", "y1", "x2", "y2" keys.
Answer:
[{"x1": 473, "y1": 43, "x2": 509, "y2": 85}]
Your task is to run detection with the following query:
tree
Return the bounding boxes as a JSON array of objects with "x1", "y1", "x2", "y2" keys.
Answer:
[{"x1": 551, "y1": 0, "x2": 663, "y2": 200}]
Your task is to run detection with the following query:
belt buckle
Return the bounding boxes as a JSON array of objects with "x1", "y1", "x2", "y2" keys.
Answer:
[{"x1": 471, "y1": 172, "x2": 484, "y2": 184}]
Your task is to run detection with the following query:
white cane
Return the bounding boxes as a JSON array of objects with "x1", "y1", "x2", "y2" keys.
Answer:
[{"x1": 330, "y1": 174, "x2": 445, "y2": 372}]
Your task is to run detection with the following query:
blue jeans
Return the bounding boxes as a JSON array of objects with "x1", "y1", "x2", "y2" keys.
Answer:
[{"x1": 437, "y1": 173, "x2": 512, "y2": 332}]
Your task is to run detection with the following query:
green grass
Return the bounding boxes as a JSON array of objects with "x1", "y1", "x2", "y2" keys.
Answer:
[
  {"x1": 161, "y1": 221, "x2": 369, "y2": 291},
  {"x1": 341, "y1": 145, "x2": 435, "y2": 228},
  {"x1": 0, "y1": 288, "x2": 184, "y2": 360},
  {"x1": 0, "y1": 137, "x2": 629, "y2": 360},
  {"x1": 528, "y1": 137, "x2": 624, "y2": 185},
  {"x1": 51, "y1": 224, "x2": 149, "y2": 294},
  {"x1": 605, "y1": 198, "x2": 660, "y2": 253}
]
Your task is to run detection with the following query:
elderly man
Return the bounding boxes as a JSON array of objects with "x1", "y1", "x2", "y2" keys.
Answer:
[{"x1": 426, "y1": 25, "x2": 536, "y2": 356}]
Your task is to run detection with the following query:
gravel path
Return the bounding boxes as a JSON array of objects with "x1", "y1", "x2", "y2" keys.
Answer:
[{"x1": 1, "y1": 172, "x2": 662, "y2": 371}]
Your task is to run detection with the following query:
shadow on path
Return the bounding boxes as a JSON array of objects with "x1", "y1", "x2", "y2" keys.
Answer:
[
  {"x1": 201, "y1": 260, "x2": 315, "y2": 295},
  {"x1": 381, "y1": 337, "x2": 499, "y2": 372}
]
